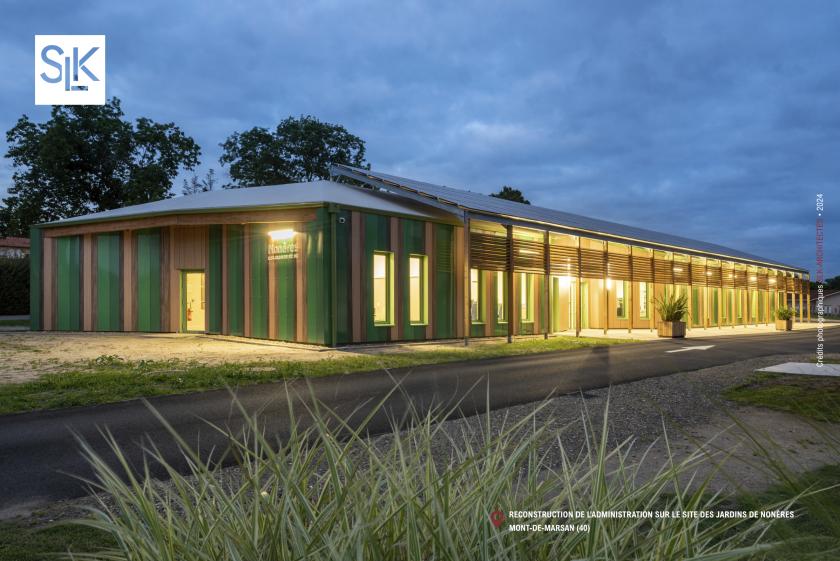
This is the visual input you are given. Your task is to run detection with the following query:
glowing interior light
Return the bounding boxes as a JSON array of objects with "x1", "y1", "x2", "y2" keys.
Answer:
[
  {"x1": 559, "y1": 275, "x2": 572, "y2": 288},
  {"x1": 606, "y1": 278, "x2": 613, "y2": 290},
  {"x1": 518, "y1": 248, "x2": 539, "y2": 255},
  {"x1": 750, "y1": 276, "x2": 757, "y2": 282},
  {"x1": 706, "y1": 271, "x2": 712, "y2": 276},
  {"x1": 268, "y1": 229, "x2": 295, "y2": 241},
  {"x1": 672, "y1": 267, "x2": 683, "y2": 273}
]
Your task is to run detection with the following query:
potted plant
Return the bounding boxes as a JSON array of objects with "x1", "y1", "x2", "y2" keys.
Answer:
[
  {"x1": 654, "y1": 292, "x2": 689, "y2": 338},
  {"x1": 775, "y1": 306, "x2": 794, "y2": 331}
]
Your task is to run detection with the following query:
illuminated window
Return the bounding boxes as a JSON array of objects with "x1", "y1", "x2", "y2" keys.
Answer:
[
  {"x1": 520, "y1": 273, "x2": 533, "y2": 322},
  {"x1": 639, "y1": 282, "x2": 649, "y2": 319},
  {"x1": 736, "y1": 290, "x2": 743, "y2": 320},
  {"x1": 373, "y1": 251, "x2": 393, "y2": 325},
  {"x1": 470, "y1": 268, "x2": 484, "y2": 323},
  {"x1": 408, "y1": 255, "x2": 427, "y2": 325},
  {"x1": 616, "y1": 281, "x2": 628, "y2": 319},
  {"x1": 496, "y1": 271, "x2": 506, "y2": 322}
]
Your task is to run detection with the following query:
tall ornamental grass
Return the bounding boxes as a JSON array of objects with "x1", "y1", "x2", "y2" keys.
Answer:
[{"x1": 67, "y1": 392, "x2": 787, "y2": 561}]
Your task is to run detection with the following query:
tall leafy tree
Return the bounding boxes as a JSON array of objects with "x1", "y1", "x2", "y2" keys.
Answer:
[
  {"x1": 491, "y1": 185, "x2": 531, "y2": 205},
  {"x1": 182, "y1": 168, "x2": 217, "y2": 195},
  {"x1": 0, "y1": 98, "x2": 200, "y2": 236},
  {"x1": 219, "y1": 115, "x2": 368, "y2": 187}
]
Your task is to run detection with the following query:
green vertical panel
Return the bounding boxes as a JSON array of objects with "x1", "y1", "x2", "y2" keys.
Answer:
[
  {"x1": 433, "y1": 223, "x2": 454, "y2": 339},
  {"x1": 55, "y1": 236, "x2": 81, "y2": 331},
  {"x1": 493, "y1": 271, "x2": 508, "y2": 336},
  {"x1": 364, "y1": 213, "x2": 391, "y2": 343},
  {"x1": 334, "y1": 210, "x2": 351, "y2": 345},
  {"x1": 226, "y1": 224, "x2": 244, "y2": 336},
  {"x1": 29, "y1": 227, "x2": 42, "y2": 331},
  {"x1": 208, "y1": 225, "x2": 223, "y2": 333},
  {"x1": 136, "y1": 229, "x2": 161, "y2": 332},
  {"x1": 276, "y1": 246, "x2": 296, "y2": 341},
  {"x1": 250, "y1": 224, "x2": 268, "y2": 339},
  {"x1": 401, "y1": 219, "x2": 426, "y2": 341},
  {"x1": 96, "y1": 232, "x2": 121, "y2": 331},
  {"x1": 306, "y1": 208, "x2": 329, "y2": 344}
]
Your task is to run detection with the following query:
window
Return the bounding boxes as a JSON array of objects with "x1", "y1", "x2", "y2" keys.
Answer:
[
  {"x1": 736, "y1": 290, "x2": 743, "y2": 320},
  {"x1": 408, "y1": 255, "x2": 427, "y2": 325},
  {"x1": 373, "y1": 251, "x2": 393, "y2": 325},
  {"x1": 470, "y1": 268, "x2": 484, "y2": 323},
  {"x1": 639, "y1": 282, "x2": 649, "y2": 319},
  {"x1": 520, "y1": 273, "x2": 533, "y2": 322},
  {"x1": 496, "y1": 271, "x2": 506, "y2": 322},
  {"x1": 616, "y1": 280, "x2": 628, "y2": 319}
]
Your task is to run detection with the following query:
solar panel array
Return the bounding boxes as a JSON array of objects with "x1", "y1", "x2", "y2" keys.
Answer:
[{"x1": 335, "y1": 165, "x2": 803, "y2": 271}]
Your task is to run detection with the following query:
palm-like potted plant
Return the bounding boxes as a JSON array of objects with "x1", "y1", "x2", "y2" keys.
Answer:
[
  {"x1": 655, "y1": 292, "x2": 689, "y2": 338},
  {"x1": 775, "y1": 306, "x2": 794, "y2": 331}
]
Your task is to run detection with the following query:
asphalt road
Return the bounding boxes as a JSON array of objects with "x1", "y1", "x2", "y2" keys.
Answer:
[{"x1": 0, "y1": 327, "x2": 836, "y2": 516}]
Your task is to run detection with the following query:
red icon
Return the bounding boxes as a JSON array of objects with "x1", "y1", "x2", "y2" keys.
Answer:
[{"x1": 489, "y1": 510, "x2": 505, "y2": 528}]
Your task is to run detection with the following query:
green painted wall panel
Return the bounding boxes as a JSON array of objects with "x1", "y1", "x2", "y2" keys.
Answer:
[
  {"x1": 250, "y1": 224, "x2": 268, "y2": 339},
  {"x1": 55, "y1": 236, "x2": 81, "y2": 331},
  {"x1": 363, "y1": 213, "x2": 391, "y2": 343},
  {"x1": 275, "y1": 250, "x2": 296, "y2": 342},
  {"x1": 306, "y1": 208, "x2": 329, "y2": 345},
  {"x1": 96, "y1": 232, "x2": 121, "y2": 331},
  {"x1": 135, "y1": 229, "x2": 161, "y2": 332},
  {"x1": 226, "y1": 225, "x2": 244, "y2": 336},
  {"x1": 208, "y1": 225, "x2": 223, "y2": 333},
  {"x1": 29, "y1": 227, "x2": 42, "y2": 331},
  {"x1": 401, "y1": 219, "x2": 426, "y2": 341},
  {"x1": 433, "y1": 223, "x2": 455, "y2": 339},
  {"x1": 334, "y1": 209, "x2": 351, "y2": 345}
]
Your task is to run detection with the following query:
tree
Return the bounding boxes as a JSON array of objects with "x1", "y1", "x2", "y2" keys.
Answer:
[
  {"x1": 219, "y1": 115, "x2": 368, "y2": 187},
  {"x1": 0, "y1": 98, "x2": 200, "y2": 237},
  {"x1": 490, "y1": 186, "x2": 530, "y2": 205},
  {"x1": 182, "y1": 169, "x2": 217, "y2": 196}
]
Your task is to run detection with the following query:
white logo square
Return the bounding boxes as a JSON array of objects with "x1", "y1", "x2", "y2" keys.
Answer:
[{"x1": 35, "y1": 35, "x2": 106, "y2": 105}]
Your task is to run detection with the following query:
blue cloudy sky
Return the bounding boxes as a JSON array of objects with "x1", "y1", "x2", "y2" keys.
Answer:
[{"x1": 1, "y1": 0, "x2": 838, "y2": 276}]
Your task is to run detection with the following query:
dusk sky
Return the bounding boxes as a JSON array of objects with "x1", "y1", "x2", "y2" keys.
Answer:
[{"x1": 2, "y1": 0, "x2": 837, "y2": 276}]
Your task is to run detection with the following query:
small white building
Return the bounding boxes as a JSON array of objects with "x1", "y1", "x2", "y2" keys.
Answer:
[{"x1": 810, "y1": 290, "x2": 840, "y2": 316}]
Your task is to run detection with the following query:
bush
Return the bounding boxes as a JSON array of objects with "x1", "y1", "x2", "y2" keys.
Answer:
[
  {"x1": 776, "y1": 306, "x2": 795, "y2": 321},
  {"x1": 0, "y1": 256, "x2": 29, "y2": 315},
  {"x1": 654, "y1": 292, "x2": 689, "y2": 322},
  {"x1": 71, "y1": 396, "x2": 781, "y2": 561}
]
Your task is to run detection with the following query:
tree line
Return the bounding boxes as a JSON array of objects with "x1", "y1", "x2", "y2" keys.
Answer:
[{"x1": 0, "y1": 98, "x2": 528, "y2": 237}]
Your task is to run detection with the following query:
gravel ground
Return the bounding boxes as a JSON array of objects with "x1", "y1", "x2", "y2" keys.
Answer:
[{"x1": 14, "y1": 352, "x2": 840, "y2": 527}]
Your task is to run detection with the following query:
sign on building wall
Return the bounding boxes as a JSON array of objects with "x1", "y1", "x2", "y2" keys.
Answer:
[{"x1": 268, "y1": 239, "x2": 297, "y2": 261}]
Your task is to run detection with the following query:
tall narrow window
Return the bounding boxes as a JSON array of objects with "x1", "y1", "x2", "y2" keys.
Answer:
[
  {"x1": 470, "y1": 268, "x2": 483, "y2": 323},
  {"x1": 616, "y1": 280, "x2": 628, "y2": 319},
  {"x1": 520, "y1": 273, "x2": 533, "y2": 322},
  {"x1": 409, "y1": 254, "x2": 427, "y2": 325},
  {"x1": 496, "y1": 271, "x2": 506, "y2": 322},
  {"x1": 736, "y1": 290, "x2": 743, "y2": 320},
  {"x1": 639, "y1": 282, "x2": 649, "y2": 319},
  {"x1": 373, "y1": 251, "x2": 393, "y2": 325}
]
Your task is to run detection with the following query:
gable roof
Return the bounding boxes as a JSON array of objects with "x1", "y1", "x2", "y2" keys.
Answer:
[
  {"x1": 42, "y1": 180, "x2": 455, "y2": 226},
  {"x1": 331, "y1": 164, "x2": 805, "y2": 272}
]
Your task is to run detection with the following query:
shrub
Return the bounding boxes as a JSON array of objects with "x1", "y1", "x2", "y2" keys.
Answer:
[
  {"x1": 0, "y1": 256, "x2": 29, "y2": 315},
  {"x1": 776, "y1": 307, "x2": 795, "y2": 321},
  {"x1": 70, "y1": 396, "x2": 780, "y2": 561},
  {"x1": 654, "y1": 292, "x2": 689, "y2": 322}
]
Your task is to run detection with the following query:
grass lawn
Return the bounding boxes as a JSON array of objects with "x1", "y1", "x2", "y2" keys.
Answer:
[
  {"x1": 724, "y1": 371, "x2": 840, "y2": 422},
  {"x1": 0, "y1": 335, "x2": 632, "y2": 415},
  {"x1": 0, "y1": 522, "x2": 114, "y2": 561}
]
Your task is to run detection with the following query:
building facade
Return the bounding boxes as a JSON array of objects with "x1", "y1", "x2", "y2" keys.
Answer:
[{"x1": 29, "y1": 166, "x2": 811, "y2": 344}]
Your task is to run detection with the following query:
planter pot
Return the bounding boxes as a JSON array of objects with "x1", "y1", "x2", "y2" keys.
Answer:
[
  {"x1": 657, "y1": 321, "x2": 686, "y2": 338},
  {"x1": 775, "y1": 318, "x2": 793, "y2": 331}
]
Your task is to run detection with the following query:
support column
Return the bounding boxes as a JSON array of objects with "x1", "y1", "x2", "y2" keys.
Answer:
[
  {"x1": 463, "y1": 212, "x2": 471, "y2": 346},
  {"x1": 543, "y1": 231, "x2": 550, "y2": 339},
  {"x1": 576, "y1": 237, "x2": 581, "y2": 337},
  {"x1": 628, "y1": 251, "x2": 633, "y2": 334},
  {"x1": 603, "y1": 242, "x2": 608, "y2": 335},
  {"x1": 807, "y1": 290, "x2": 811, "y2": 323},
  {"x1": 506, "y1": 225, "x2": 514, "y2": 343}
]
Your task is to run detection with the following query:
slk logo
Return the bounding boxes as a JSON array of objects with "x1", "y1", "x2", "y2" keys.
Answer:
[{"x1": 35, "y1": 35, "x2": 106, "y2": 105}]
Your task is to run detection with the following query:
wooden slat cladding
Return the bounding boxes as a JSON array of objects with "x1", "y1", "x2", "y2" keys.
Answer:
[
  {"x1": 469, "y1": 231, "x2": 507, "y2": 271},
  {"x1": 722, "y1": 263, "x2": 735, "y2": 288},
  {"x1": 672, "y1": 263, "x2": 690, "y2": 285},
  {"x1": 549, "y1": 245, "x2": 579, "y2": 276},
  {"x1": 747, "y1": 272, "x2": 758, "y2": 290},
  {"x1": 607, "y1": 253, "x2": 631, "y2": 280},
  {"x1": 631, "y1": 255, "x2": 654, "y2": 282},
  {"x1": 580, "y1": 248, "x2": 605, "y2": 278},
  {"x1": 734, "y1": 268, "x2": 748, "y2": 289},
  {"x1": 757, "y1": 272, "x2": 769, "y2": 290},
  {"x1": 654, "y1": 258, "x2": 674, "y2": 284},
  {"x1": 706, "y1": 265, "x2": 722, "y2": 287},
  {"x1": 690, "y1": 262, "x2": 707, "y2": 285},
  {"x1": 513, "y1": 238, "x2": 544, "y2": 273},
  {"x1": 792, "y1": 276, "x2": 801, "y2": 291}
]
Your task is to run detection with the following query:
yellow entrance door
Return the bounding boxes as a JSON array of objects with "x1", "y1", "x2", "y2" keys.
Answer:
[{"x1": 183, "y1": 271, "x2": 206, "y2": 332}]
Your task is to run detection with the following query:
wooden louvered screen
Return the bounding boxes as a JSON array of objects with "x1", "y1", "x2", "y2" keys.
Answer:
[
  {"x1": 654, "y1": 258, "x2": 674, "y2": 284},
  {"x1": 513, "y1": 238, "x2": 544, "y2": 273},
  {"x1": 734, "y1": 269, "x2": 748, "y2": 289},
  {"x1": 785, "y1": 275, "x2": 795, "y2": 291},
  {"x1": 776, "y1": 271, "x2": 786, "y2": 289},
  {"x1": 747, "y1": 270, "x2": 758, "y2": 290},
  {"x1": 469, "y1": 232, "x2": 507, "y2": 271},
  {"x1": 580, "y1": 248, "x2": 605, "y2": 278},
  {"x1": 632, "y1": 255, "x2": 654, "y2": 282},
  {"x1": 690, "y1": 262, "x2": 707, "y2": 285},
  {"x1": 722, "y1": 264, "x2": 735, "y2": 288},
  {"x1": 706, "y1": 266, "x2": 722, "y2": 287},
  {"x1": 607, "y1": 252, "x2": 631, "y2": 280},
  {"x1": 549, "y1": 245, "x2": 579, "y2": 276},
  {"x1": 757, "y1": 272, "x2": 769, "y2": 290},
  {"x1": 793, "y1": 276, "x2": 802, "y2": 292},
  {"x1": 673, "y1": 263, "x2": 690, "y2": 285}
]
